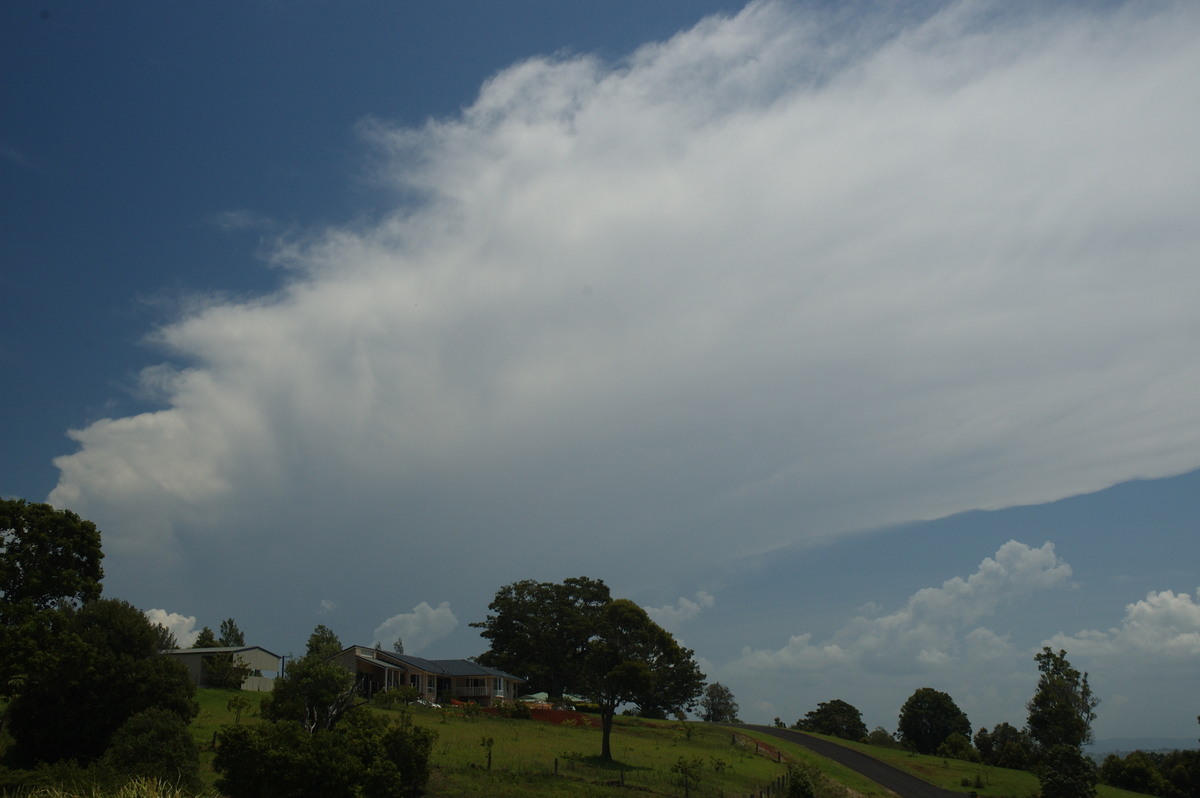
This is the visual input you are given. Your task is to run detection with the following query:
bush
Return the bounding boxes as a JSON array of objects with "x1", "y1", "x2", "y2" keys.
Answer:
[{"x1": 101, "y1": 708, "x2": 202, "y2": 793}]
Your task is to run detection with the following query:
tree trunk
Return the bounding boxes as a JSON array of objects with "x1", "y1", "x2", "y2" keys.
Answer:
[{"x1": 600, "y1": 707, "x2": 615, "y2": 761}]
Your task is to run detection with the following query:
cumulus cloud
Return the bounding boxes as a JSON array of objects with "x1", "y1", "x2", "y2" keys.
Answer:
[
  {"x1": 145, "y1": 608, "x2": 199, "y2": 647},
  {"x1": 373, "y1": 601, "x2": 458, "y2": 654},
  {"x1": 735, "y1": 541, "x2": 1069, "y2": 675},
  {"x1": 47, "y1": 1, "x2": 1200, "y2": 660},
  {"x1": 646, "y1": 591, "x2": 715, "y2": 633},
  {"x1": 1048, "y1": 587, "x2": 1200, "y2": 660}
]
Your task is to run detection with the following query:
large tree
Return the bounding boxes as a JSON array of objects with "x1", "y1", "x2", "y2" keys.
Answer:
[
  {"x1": 6, "y1": 597, "x2": 197, "y2": 766},
  {"x1": 471, "y1": 576, "x2": 612, "y2": 697},
  {"x1": 794, "y1": 699, "x2": 869, "y2": 741},
  {"x1": 1027, "y1": 648, "x2": 1099, "y2": 797},
  {"x1": 897, "y1": 687, "x2": 971, "y2": 755},
  {"x1": 1026, "y1": 647, "x2": 1099, "y2": 751},
  {"x1": 578, "y1": 599, "x2": 705, "y2": 761},
  {"x1": 699, "y1": 682, "x2": 740, "y2": 723},
  {"x1": 0, "y1": 499, "x2": 104, "y2": 695}
]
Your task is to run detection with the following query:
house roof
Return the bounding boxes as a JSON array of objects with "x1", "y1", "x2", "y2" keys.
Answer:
[
  {"x1": 346, "y1": 646, "x2": 523, "y2": 682},
  {"x1": 167, "y1": 645, "x2": 282, "y2": 658}
]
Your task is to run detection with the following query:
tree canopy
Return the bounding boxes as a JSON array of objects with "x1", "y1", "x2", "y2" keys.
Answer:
[
  {"x1": 471, "y1": 576, "x2": 612, "y2": 697},
  {"x1": 897, "y1": 687, "x2": 971, "y2": 755},
  {"x1": 699, "y1": 682, "x2": 740, "y2": 723},
  {"x1": 1026, "y1": 647, "x2": 1099, "y2": 751},
  {"x1": 5, "y1": 597, "x2": 197, "y2": 766},
  {"x1": 793, "y1": 699, "x2": 869, "y2": 741},
  {"x1": 0, "y1": 499, "x2": 104, "y2": 696},
  {"x1": 578, "y1": 598, "x2": 705, "y2": 760}
]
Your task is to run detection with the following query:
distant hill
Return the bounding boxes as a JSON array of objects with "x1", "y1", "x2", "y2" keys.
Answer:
[{"x1": 1089, "y1": 738, "x2": 1196, "y2": 755}]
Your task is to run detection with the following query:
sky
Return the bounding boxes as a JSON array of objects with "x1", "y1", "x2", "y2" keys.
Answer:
[{"x1": 3, "y1": 0, "x2": 1200, "y2": 744}]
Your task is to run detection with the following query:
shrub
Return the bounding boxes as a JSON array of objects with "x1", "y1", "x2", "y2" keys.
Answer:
[{"x1": 101, "y1": 708, "x2": 202, "y2": 793}]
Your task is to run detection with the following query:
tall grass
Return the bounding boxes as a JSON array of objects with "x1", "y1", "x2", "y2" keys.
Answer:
[{"x1": 17, "y1": 778, "x2": 205, "y2": 798}]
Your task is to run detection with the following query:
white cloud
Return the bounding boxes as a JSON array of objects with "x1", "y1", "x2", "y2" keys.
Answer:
[
  {"x1": 1048, "y1": 587, "x2": 1200, "y2": 660},
  {"x1": 373, "y1": 601, "x2": 458, "y2": 654},
  {"x1": 646, "y1": 591, "x2": 715, "y2": 633},
  {"x1": 45, "y1": 1, "x2": 1200, "y2": 724},
  {"x1": 736, "y1": 541, "x2": 1070, "y2": 675},
  {"x1": 319, "y1": 599, "x2": 337, "y2": 616},
  {"x1": 144, "y1": 608, "x2": 199, "y2": 647}
]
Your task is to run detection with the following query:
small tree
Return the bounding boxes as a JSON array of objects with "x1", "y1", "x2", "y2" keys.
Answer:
[
  {"x1": 699, "y1": 682, "x2": 740, "y2": 723},
  {"x1": 1038, "y1": 744, "x2": 1098, "y2": 798},
  {"x1": 393, "y1": 637, "x2": 405, "y2": 655}
]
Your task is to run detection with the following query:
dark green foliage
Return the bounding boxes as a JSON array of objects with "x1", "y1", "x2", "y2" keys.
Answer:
[
  {"x1": 699, "y1": 682, "x2": 740, "y2": 723},
  {"x1": 0, "y1": 499, "x2": 104, "y2": 696},
  {"x1": 263, "y1": 635, "x2": 358, "y2": 732},
  {"x1": 195, "y1": 626, "x2": 218, "y2": 647},
  {"x1": 214, "y1": 709, "x2": 436, "y2": 798},
  {"x1": 578, "y1": 598, "x2": 705, "y2": 761},
  {"x1": 897, "y1": 687, "x2": 971, "y2": 755},
  {"x1": 974, "y1": 722, "x2": 1035, "y2": 769},
  {"x1": 786, "y1": 762, "x2": 819, "y2": 798},
  {"x1": 1099, "y1": 749, "x2": 1200, "y2": 798},
  {"x1": 793, "y1": 699, "x2": 869, "y2": 740},
  {"x1": 219, "y1": 618, "x2": 246, "y2": 647},
  {"x1": 307, "y1": 623, "x2": 343, "y2": 659},
  {"x1": 471, "y1": 576, "x2": 612, "y2": 698},
  {"x1": 100, "y1": 707, "x2": 202, "y2": 792},
  {"x1": 6, "y1": 598, "x2": 197, "y2": 766},
  {"x1": 865, "y1": 726, "x2": 901, "y2": 748},
  {"x1": 1037, "y1": 743, "x2": 1098, "y2": 798},
  {"x1": 936, "y1": 732, "x2": 979, "y2": 762},
  {"x1": 1027, "y1": 647, "x2": 1098, "y2": 751}
]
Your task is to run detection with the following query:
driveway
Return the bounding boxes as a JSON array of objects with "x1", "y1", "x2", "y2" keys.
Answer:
[{"x1": 740, "y1": 725, "x2": 964, "y2": 798}]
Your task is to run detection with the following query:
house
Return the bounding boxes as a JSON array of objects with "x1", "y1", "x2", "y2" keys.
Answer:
[
  {"x1": 164, "y1": 645, "x2": 283, "y2": 691},
  {"x1": 336, "y1": 645, "x2": 524, "y2": 707}
]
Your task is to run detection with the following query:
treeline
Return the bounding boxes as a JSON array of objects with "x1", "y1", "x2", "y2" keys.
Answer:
[{"x1": 784, "y1": 652, "x2": 1200, "y2": 798}]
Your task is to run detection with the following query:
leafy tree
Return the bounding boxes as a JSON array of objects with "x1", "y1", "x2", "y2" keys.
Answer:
[
  {"x1": 1027, "y1": 647, "x2": 1099, "y2": 751},
  {"x1": 220, "y1": 617, "x2": 246, "y2": 646},
  {"x1": 1038, "y1": 744, "x2": 1098, "y2": 798},
  {"x1": 471, "y1": 576, "x2": 612, "y2": 697},
  {"x1": 265, "y1": 629, "x2": 359, "y2": 732},
  {"x1": 307, "y1": 624, "x2": 343, "y2": 659},
  {"x1": 937, "y1": 732, "x2": 979, "y2": 762},
  {"x1": 0, "y1": 499, "x2": 104, "y2": 695},
  {"x1": 897, "y1": 687, "x2": 971, "y2": 755},
  {"x1": 974, "y1": 722, "x2": 1034, "y2": 770},
  {"x1": 192, "y1": 618, "x2": 252, "y2": 688},
  {"x1": 794, "y1": 699, "x2": 869, "y2": 740},
  {"x1": 195, "y1": 625, "x2": 219, "y2": 647},
  {"x1": 393, "y1": 638, "x2": 405, "y2": 655},
  {"x1": 6, "y1": 598, "x2": 197, "y2": 766},
  {"x1": 100, "y1": 707, "x2": 202, "y2": 792},
  {"x1": 699, "y1": 682, "x2": 740, "y2": 723},
  {"x1": 578, "y1": 598, "x2": 705, "y2": 761}
]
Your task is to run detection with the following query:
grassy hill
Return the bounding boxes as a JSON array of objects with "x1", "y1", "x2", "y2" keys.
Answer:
[{"x1": 188, "y1": 689, "x2": 887, "y2": 797}]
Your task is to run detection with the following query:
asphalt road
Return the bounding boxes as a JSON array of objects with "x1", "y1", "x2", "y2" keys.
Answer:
[{"x1": 741, "y1": 725, "x2": 964, "y2": 798}]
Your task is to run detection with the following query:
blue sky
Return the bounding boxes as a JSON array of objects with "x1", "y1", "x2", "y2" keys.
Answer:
[{"x1": 4, "y1": 1, "x2": 1200, "y2": 743}]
